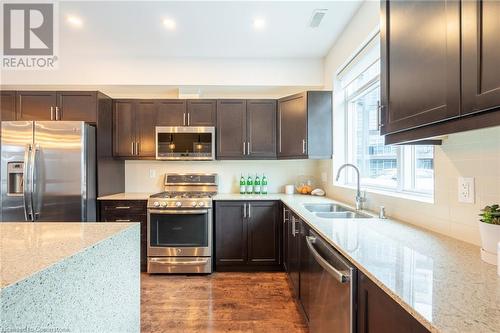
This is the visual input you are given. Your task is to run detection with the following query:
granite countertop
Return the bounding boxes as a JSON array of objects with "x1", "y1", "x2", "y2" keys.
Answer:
[
  {"x1": 214, "y1": 193, "x2": 500, "y2": 333},
  {"x1": 97, "y1": 192, "x2": 152, "y2": 200},
  {"x1": 0, "y1": 222, "x2": 138, "y2": 289}
]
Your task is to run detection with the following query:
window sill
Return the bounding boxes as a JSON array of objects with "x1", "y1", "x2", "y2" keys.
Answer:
[{"x1": 333, "y1": 182, "x2": 435, "y2": 204}]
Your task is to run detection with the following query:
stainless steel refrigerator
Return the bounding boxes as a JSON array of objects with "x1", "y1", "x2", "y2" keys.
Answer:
[{"x1": 0, "y1": 121, "x2": 96, "y2": 222}]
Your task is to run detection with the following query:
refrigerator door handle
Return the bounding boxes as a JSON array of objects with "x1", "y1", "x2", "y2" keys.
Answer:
[
  {"x1": 23, "y1": 144, "x2": 33, "y2": 221},
  {"x1": 30, "y1": 144, "x2": 40, "y2": 220}
]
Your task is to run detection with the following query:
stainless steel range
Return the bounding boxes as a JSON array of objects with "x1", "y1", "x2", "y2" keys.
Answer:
[{"x1": 147, "y1": 173, "x2": 217, "y2": 274}]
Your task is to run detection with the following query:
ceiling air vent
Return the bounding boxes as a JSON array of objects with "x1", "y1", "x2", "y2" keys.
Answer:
[{"x1": 309, "y1": 9, "x2": 328, "y2": 28}]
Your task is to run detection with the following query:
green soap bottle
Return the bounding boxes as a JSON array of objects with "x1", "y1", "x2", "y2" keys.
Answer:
[
  {"x1": 261, "y1": 174, "x2": 268, "y2": 194},
  {"x1": 239, "y1": 174, "x2": 246, "y2": 194},
  {"x1": 254, "y1": 174, "x2": 261, "y2": 194},
  {"x1": 246, "y1": 175, "x2": 253, "y2": 194}
]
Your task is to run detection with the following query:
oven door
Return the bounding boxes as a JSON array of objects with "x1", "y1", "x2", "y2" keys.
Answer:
[
  {"x1": 147, "y1": 209, "x2": 212, "y2": 257},
  {"x1": 156, "y1": 126, "x2": 215, "y2": 160}
]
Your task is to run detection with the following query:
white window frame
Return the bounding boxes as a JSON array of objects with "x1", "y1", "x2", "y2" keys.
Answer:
[{"x1": 334, "y1": 32, "x2": 434, "y2": 202}]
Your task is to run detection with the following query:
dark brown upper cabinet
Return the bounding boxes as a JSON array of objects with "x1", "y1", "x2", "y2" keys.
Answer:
[
  {"x1": 277, "y1": 91, "x2": 332, "y2": 159},
  {"x1": 215, "y1": 200, "x2": 281, "y2": 271},
  {"x1": 155, "y1": 99, "x2": 187, "y2": 126},
  {"x1": 1, "y1": 91, "x2": 16, "y2": 122},
  {"x1": 187, "y1": 99, "x2": 216, "y2": 126},
  {"x1": 217, "y1": 99, "x2": 277, "y2": 160},
  {"x1": 461, "y1": 0, "x2": 500, "y2": 116},
  {"x1": 15, "y1": 91, "x2": 98, "y2": 123},
  {"x1": 380, "y1": 0, "x2": 461, "y2": 135},
  {"x1": 16, "y1": 91, "x2": 57, "y2": 121},
  {"x1": 113, "y1": 99, "x2": 156, "y2": 158}
]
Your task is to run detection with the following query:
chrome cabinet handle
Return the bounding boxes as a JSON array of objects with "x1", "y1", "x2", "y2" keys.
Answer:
[
  {"x1": 306, "y1": 236, "x2": 350, "y2": 284},
  {"x1": 377, "y1": 101, "x2": 385, "y2": 131},
  {"x1": 183, "y1": 113, "x2": 186, "y2": 126},
  {"x1": 247, "y1": 142, "x2": 250, "y2": 155},
  {"x1": 131, "y1": 142, "x2": 135, "y2": 155},
  {"x1": 243, "y1": 203, "x2": 247, "y2": 218},
  {"x1": 115, "y1": 219, "x2": 131, "y2": 222},
  {"x1": 302, "y1": 139, "x2": 306, "y2": 154},
  {"x1": 115, "y1": 206, "x2": 131, "y2": 209},
  {"x1": 50, "y1": 106, "x2": 54, "y2": 120},
  {"x1": 187, "y1": 113, "x2": 190, "y2": 126},
  {"x1": 55, "y1": 106, "x2": 60, "y2": 120},
  {"x1": 136, "y1": 142, "x2": 140, "y2": 155},
  {"x1": 248, "y1": 203, "x2": 251, "y2": 218},
  {"x1": 291, "y1": 216, "x2": 296, "y2": 236},
  {"x1": 243, "y1": 141, "x2": 246, "y2": 155},
  {"x1": 278, "y1": 110, "x2": 282, "y2": 153},
  {"x1": 283, "y1": 208, "x2": 289, "y2": 224}
]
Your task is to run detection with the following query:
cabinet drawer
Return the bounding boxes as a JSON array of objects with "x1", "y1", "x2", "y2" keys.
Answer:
[{"x1": 100, "y1": 200, "x2": 147, "y2": 214}]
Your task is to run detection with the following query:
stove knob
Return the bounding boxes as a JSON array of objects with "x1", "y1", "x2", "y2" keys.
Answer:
[
  {"x1": 153, "y1": 201, "x2": 160, "y2": 207},
  {"x1": 198, "y1": 202, "x2": 205, "y2": 207},
  {"x1": 191, "y1": 202, "x2": 197, "y2": 207},
  {"x1": 159, "y1": 202, "x2": 166, "y2": 208},
  {"x1": 175, "y1": 201, "x2": 182, "y2": 207}
]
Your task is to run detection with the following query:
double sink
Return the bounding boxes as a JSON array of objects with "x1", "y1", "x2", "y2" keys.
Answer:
[{"x1": 303, "y1": 203, "x2": 372, "y2": 219}]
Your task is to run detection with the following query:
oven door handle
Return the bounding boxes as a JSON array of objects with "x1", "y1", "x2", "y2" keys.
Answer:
[
  {"x1": 148, "y1": 209, "x2": 209, "y2": 215},
  {"x1": 149, "y1": 258, "x2": 210, "y2": 266}
]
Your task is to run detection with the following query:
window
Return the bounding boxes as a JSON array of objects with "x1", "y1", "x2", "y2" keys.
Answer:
[{"x1": 335, "y1": 33, "x2": 434, "y2": 198}]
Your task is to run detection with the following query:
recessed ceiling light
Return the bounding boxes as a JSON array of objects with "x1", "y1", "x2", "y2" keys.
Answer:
[
  {"x1": 163, "y1": 18, "x2": 176, "y2": 30},
  {"x1": 66, "y1": 15, "x2": 83, "y2": 27},
  {"x1": 253, "y1": 18, "x2": 266, "y2": 30}
]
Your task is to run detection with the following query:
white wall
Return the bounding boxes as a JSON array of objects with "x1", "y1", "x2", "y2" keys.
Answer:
[
  {"x1": 125, "y1": 160, "x2": 319, "y2": 194},
  {"x1": 320, "y1": 0, "x2": 500, "y2": 246}
]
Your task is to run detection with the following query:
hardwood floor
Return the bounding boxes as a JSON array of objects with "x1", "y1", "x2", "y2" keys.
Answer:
[{"x1": 141, "y1": 272, "x2": 308, "y2": 333}]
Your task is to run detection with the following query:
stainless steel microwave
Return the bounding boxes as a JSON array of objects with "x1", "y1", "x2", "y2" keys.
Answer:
[{"x1": 155, "y1": 126, "x2": 215, "y2": 160}]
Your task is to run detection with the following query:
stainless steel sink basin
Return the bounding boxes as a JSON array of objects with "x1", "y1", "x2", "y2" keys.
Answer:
[
  {"x1": 303, "y1": 203, "x2": 350, "y2": 213},
  {"x1": 315, "y1": 211, "x2": 371, "y2": 219}
]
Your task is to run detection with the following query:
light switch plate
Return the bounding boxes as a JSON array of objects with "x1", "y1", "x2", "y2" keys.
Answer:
[
  {"x1": 149, "y1": 169, "x2": 156, "y2": 179},
  {"x1": 458, "y1": 177, "x2": 475, "y2": 203}
]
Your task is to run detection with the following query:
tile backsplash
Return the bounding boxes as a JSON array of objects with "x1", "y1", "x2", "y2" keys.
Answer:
[
  {"x1": 319, "y1": 126, "x2": 500, "y2": 246},
  {"x1": 125, "y1": 159, "x2": 319, "y2": 194}
]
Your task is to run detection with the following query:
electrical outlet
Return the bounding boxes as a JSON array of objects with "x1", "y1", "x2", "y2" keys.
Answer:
[
  {"x1": 458, "y1": 177, "x2": 475, "y2": 203},
  {"x1": 149, "y1": 169, "x2": 156, "y2": 179}
]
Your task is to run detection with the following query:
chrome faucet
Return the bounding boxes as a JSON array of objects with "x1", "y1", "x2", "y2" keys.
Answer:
[{"x1": 335, "y1": 163, "x2": 366, "y2": 210}]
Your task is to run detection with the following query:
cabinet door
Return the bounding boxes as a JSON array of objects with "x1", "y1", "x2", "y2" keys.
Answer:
[
  {"x1": 358, "y1": 272, "x2": 429, "y2": 333},
  {"x1": 283, "y1": 206, "x2": 290, "y2": 272},
  {"x1": 247, "y1": 201, "x2": 280, "y2": 266},
  {"x1": 216, "y1": 100, "x2": 247, "y2": 159},
  {"x1": 156, "y1": 99, "x2": 186, "y2": 126},
  {"x1": 287, "y1": 213, "x2": 300, "y2": 296},
  {"x1": 57, "y1": 91, "x2": 97, "y2": 122},
  {"x1": 16, "y1": 91, "x2": 57, "y2": 121},
  {"x1": 278, "y1": 93, "x2": 307, "y2": 159},
  {"x1": 187, "y1": 99, "x2": 216, "y2": 126},
  {"x1": 247, "y1": 100, "x2": 277, "y2": 159},
  {"x1": 135, "y1": 100, "x2": 156, "y2": 157},
  {"x1": 1, "y1": 91, "x2": 16, "y2": 121},
  {"x1": 215, "y1": 201, "x2": 247, "y2": 266},
  {"x1": 462, "y1": 0, "x2": 500, "y2": 115},
  {"x1": 381, "y1": 0, "x2": 460, "y2": 134},
  {"x1": 113, "y1": 100, "x2": 136, "y2": 157}
]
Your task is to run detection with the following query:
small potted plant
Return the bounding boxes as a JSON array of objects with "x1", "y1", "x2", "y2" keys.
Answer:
[{"x1": 479, "y1": 204, "x2": 500, "y2": 264}]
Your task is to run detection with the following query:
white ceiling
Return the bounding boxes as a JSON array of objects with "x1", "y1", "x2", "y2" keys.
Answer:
[{"x1": 60, "y1": 1, "x2": 363, "y2": 58}]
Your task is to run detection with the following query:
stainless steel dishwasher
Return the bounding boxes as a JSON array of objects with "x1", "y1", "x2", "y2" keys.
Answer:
[{"x1": 304, "y1": 229, "x2": 356, "y2": 333}]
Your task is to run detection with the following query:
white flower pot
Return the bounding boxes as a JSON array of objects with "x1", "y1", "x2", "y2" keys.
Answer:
[{"x1": 478, "y1": 221, "x2": 500, "y2": 265}]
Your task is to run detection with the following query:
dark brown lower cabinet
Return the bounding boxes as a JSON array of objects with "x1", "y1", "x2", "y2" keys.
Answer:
[
  {"x1": 286, "y1": 212, "x2": 301, "y2": 297},
  {"x1": 99, "y1": 200, "x2": 147, "y2": 272},
  {"x1": 358, "y1": 271, "x2": 430, "y2": 333},
  {"x1": 215, "y1": 200, "x2": 281, "y2": 271}
]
